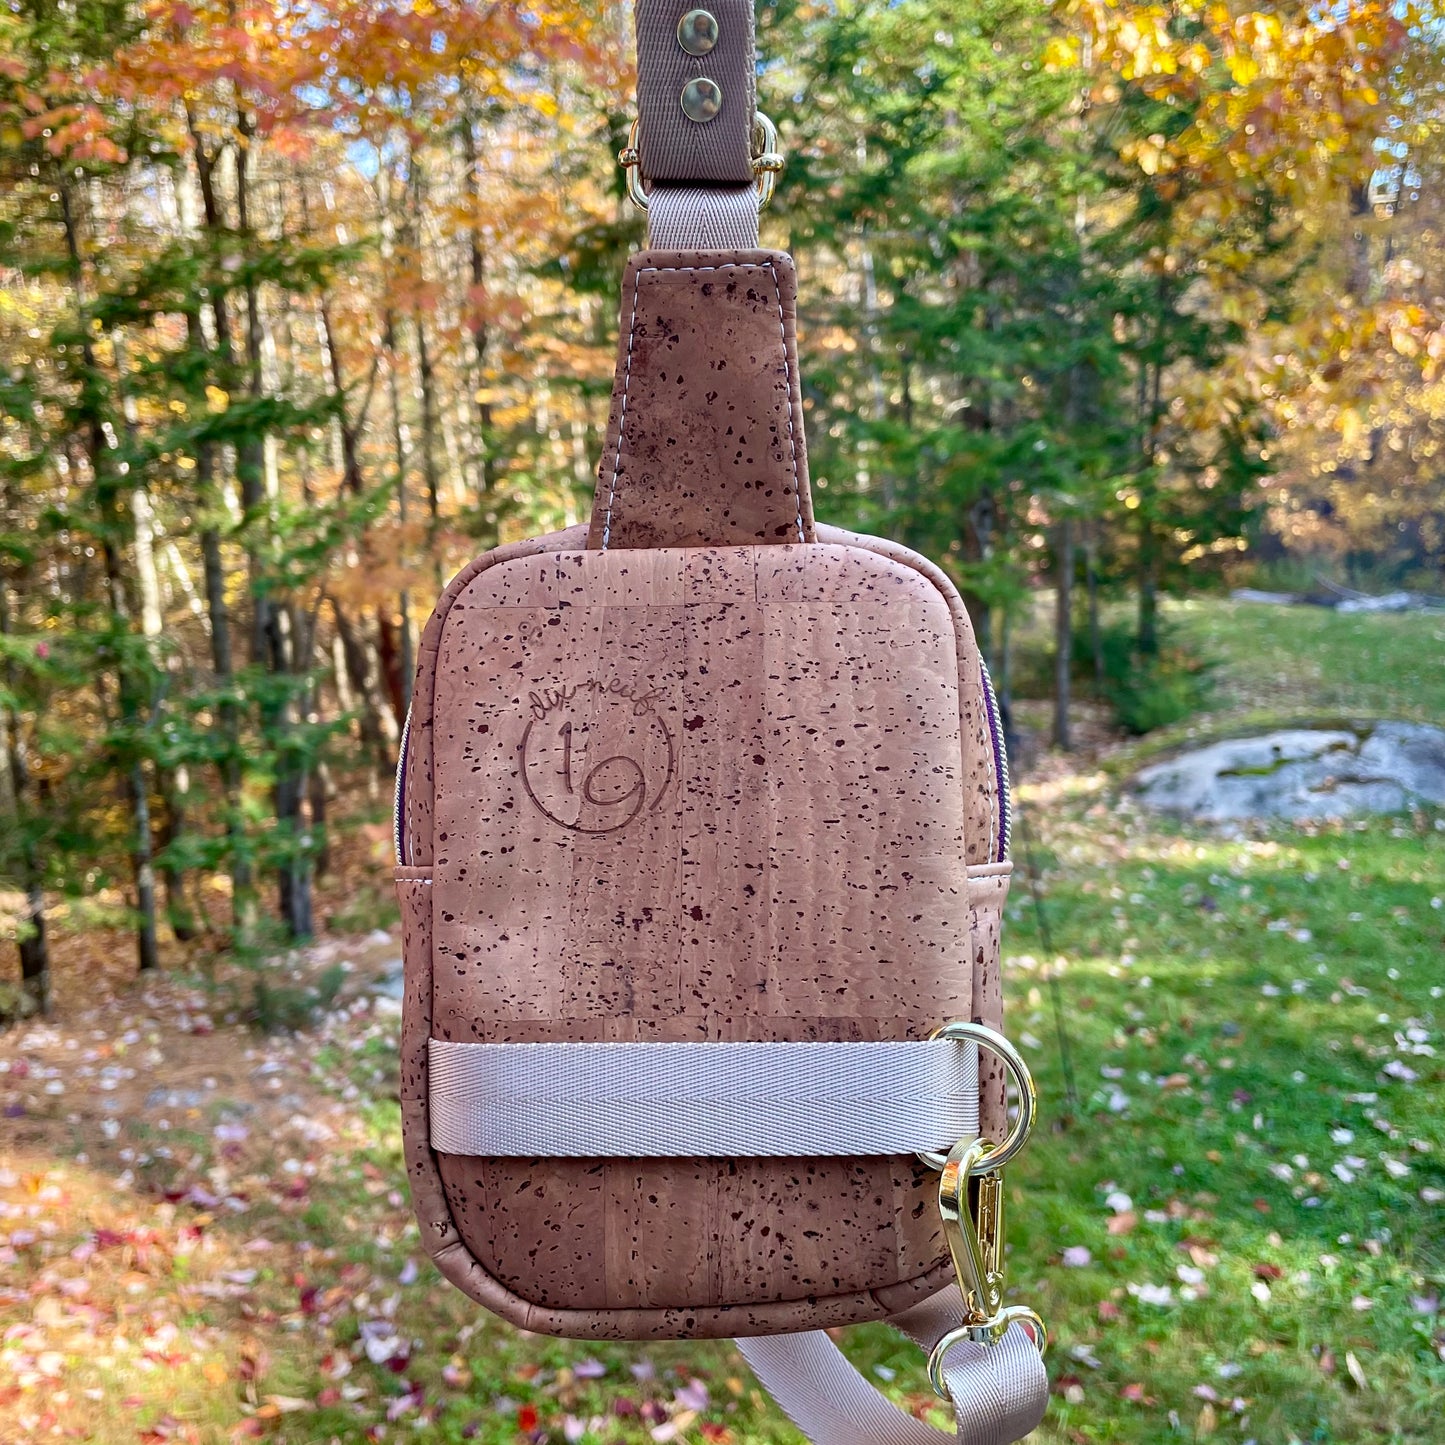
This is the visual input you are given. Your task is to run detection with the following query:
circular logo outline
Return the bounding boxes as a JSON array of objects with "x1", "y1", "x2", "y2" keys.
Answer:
[{"x1": 518, "y1": 681, "x2": 677, "y2": 835}]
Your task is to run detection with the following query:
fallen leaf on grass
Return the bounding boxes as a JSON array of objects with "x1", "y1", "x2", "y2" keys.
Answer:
[
  {"x1": 262, "y1": 1394, "x2": 313, "y2": 1413},
  {"x1": 651, "y1": 1408, "x2": 697, "y2": 1441},
  {"x1": 1345, "y1": 1351, "x2": 1369, "y2": 1390},
  {"x1": 1107, "y1": 1211, "x2": 1137, "y2": 1236}
]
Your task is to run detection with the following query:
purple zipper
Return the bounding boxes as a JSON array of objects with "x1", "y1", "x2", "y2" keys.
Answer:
[{"x1": 393, "y1": 709, "x2": 411, "y2": 867}]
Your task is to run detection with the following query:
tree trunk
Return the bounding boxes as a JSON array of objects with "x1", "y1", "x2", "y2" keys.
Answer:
[
  {"x1": 0, "y1": 562, "x2": 49, "y2": 1013},
  {"x1": 156, "y1": 773, "x2": 199, "y2": 942},
  {"x1": 192, "y1": 365, "x2": 254, "y2": 929},
  {"x1": 1052, "y1": 517, "x2": 1073, "y2": 750},
  {"x1": 236, "y1": 107, "x2": 313, "y2": 940},
  {"x1": 1137, "y1": 513, "x2": 1160, "y2": 657},
  {"x1": 60, "y1": 180, "x2": 159, "y2": 973},
  {"x1": 1085, "y1": 523, "x2": 1104, "y2": 692},
  {"x1": 132, "y1": 481, "x2": 199, "y2": 943},
  {"x1": 408, "y1": 148, "x2": 444, "y2": 567},
  {"x1": 959, "y1": 486, "x2": 998, "y2": 651},
  {"x1": 384, "y1": 310, "x2": 416, "y2": 715},
  {"x1": 415, "y1": 314, "x2": 443, "y2": 537},
  {"x1": 332, "y1": 597, "x2": 394, "y2": 773},
  {"x1": 264, "y1": 599, "x2": 313, "y2": 941},
  {"x1": 459, "y1": 109, "x2": 497, "y2": 505},
  {"x1": 309, "y1": 764, "x2": 332, "y2": 880},
  {"x1": 185, "y1": 107, "x2": 260, "y2": 937}
]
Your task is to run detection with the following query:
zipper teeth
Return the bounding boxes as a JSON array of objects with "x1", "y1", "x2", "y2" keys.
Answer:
[
  {"x1": 393, "y1": 707, "x2": 412, "y2": 866},
  {"x1": 981, "y1": 661, "x2": 1011, "y2": 861}
]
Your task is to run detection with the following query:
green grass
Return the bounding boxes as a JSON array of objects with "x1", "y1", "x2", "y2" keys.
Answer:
[
  {"x1": 1168, "y1": 598, "x2": 1445, "y2": 725},
  {"x1": 991, "y1": 800, "x2": 1445, "y2": 1442},
  {"x1": 1010, "y1": 591, "x2": 1445, "y2": 726}
]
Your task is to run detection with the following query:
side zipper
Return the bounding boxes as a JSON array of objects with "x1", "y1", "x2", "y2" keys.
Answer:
[
  {"x1": 394, "y1": 706, "x2": 412, "y2": 867},
  {"x1": 979, "y1": 661, "x2": 1011, "y2": 862}
]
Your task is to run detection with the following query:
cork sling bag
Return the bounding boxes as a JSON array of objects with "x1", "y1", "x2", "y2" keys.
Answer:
[{"x1": 394, "y1": 6, "x2": 1049, "y2": 1441}]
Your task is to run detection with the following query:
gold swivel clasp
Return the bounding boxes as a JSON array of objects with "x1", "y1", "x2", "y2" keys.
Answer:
[{"x1": 920, "y1": 1022, "x2": 1047, "y2": 1403}]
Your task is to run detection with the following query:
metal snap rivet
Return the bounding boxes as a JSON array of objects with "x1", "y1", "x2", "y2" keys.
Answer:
[
  {"x1": 677, "y1": 8, "x2": 719, "y2": 56},
  {"x1": 680, "y1": 76, "x2": 723, "y2": 123}
]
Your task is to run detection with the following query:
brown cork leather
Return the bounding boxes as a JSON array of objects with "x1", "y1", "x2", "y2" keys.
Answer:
[
  {"x1": 397, "y1": 530, "x2": 1011, "y2": 1340},
  {"x1": 586, "y1": 250, "x2": 815, "y2": 551}
]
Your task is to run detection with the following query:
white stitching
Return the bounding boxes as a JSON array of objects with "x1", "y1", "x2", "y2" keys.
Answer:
[
  {"x1": 600, "y1": 262, "x2": 647, "y2": 550},
  {"x1": 601, "y1": 263, "x2": 805, "y2": 547},
  {"x1": 763, "y1": 259, "x2": 806, "y2": 543}
]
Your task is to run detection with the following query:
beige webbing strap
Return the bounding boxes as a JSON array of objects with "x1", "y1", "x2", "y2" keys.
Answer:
[
  {"x1": 738, "y1": 1304, "x2": 1049, "y2": 1445},
  {"x1": 647, "y1": 184, "x2": 759, "y2": 248},
  {"x1": 427, "y1": 1036, "x2": 979, "y2": 1158}
]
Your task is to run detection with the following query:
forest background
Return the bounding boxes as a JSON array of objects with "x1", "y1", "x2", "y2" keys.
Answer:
[{"x1": 1, "y1": 0, "x2": 1442, "y2": 1001}]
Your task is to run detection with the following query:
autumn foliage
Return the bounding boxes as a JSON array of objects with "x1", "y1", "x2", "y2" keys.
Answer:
[{"x1": 1, "y1": 0, "x2": 1441, "y2": 989}]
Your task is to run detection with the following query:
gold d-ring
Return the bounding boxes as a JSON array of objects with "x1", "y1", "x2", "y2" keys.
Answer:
[
  {"x1": 916, "y1": 1021, "x2": 1036, "y2": 1172},
  {"x1": 618, "y1": 112, "x2": 784, "y2": 212}
]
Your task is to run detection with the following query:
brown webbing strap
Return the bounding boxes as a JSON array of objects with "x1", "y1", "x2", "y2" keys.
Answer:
[{"x1": 635, "y1": 0, "x2": 756, "y2": 186}]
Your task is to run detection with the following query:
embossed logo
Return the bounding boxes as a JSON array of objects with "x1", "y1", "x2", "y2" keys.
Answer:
[{"x1": 519, "y1": 680, "x2": 677, "y2": 834}]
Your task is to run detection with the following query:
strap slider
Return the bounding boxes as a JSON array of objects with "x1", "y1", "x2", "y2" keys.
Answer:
[{"x1": 618, "y1": 112, "x2": 784, "y2": 211}]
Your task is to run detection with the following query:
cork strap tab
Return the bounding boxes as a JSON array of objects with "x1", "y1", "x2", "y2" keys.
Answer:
[{"x1": 587, "y1": 248, "x2": 815, "y2": 550}]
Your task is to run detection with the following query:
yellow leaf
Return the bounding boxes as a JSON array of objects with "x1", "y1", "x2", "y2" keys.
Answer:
[
  {"x1": 1227, "y1": 52, "x2": 1260, "y2": 85},
  {"x1": 1043, "y1": 36, "x2": 1080, "y2": 71}
]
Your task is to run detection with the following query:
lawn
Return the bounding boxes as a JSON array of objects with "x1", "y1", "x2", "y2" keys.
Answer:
[
  {"x1": 0, "y1": 597, "x2": 1441, "y2": 1444},
  {"x1": 1168, "y1": 598, "x2": 1445, "y2": 724}
]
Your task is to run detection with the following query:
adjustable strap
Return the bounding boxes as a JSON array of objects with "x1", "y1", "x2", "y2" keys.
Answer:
[
  {"x1": 635, "y1": 0, "x2": 756, "y2": 188},
  {"x1": 740, "y1": 1302, "x2": 1048, "y2": 1445},
  {"x1": 428, "y1": 1037, "x2": 978, "y2": 1157}
]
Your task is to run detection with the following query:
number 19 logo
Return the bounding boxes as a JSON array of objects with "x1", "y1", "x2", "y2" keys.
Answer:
[{"x1": 518, "y1": 680, "x2": 677, "y2": 835}]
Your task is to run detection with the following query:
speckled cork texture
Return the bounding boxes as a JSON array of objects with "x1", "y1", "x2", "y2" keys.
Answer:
[
  {"x1": 397, "y1": 531, "x2": 1012, "y2": 1340},
  {"x1": 586, "y1": 249, "x2": 816, "y2": 552}
]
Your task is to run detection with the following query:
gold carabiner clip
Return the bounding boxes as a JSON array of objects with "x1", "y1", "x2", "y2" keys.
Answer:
[
  {"x1": 919, "y1": 1022, "x2": 1047, "y2": 1403},
  {"x1": 939, "y1": 1138, "x2": 1006, "y2": 1321}
]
